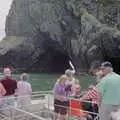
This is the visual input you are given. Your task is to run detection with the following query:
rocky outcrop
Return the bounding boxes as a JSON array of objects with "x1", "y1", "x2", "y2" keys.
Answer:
[{"x1": 0, "y1": 0, "x2": 120, "y2": 73}]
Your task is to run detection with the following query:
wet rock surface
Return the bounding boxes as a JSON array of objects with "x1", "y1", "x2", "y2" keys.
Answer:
[{"x1": 1, "y1": 0, "x2": 120, "y2": 73}]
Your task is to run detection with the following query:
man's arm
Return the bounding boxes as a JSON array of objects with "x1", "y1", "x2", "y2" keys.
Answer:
[
  {"x1": 27, "y1": 83, "x2": 32, "y2": 94},
  {"x1": 0, "y1": 83, "x2": 6, "y2": 96}
]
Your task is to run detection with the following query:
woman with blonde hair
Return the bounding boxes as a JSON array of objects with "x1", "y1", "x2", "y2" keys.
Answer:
[
  {"x1": 65, "y1": 69, "x2": 76, "y2": 96},
  {"x1": 65, "y1": 69, "x2": 75, "y2": 81},
  {"x1": 53, "y1": 75, "x2": 71, "y2": 120}
]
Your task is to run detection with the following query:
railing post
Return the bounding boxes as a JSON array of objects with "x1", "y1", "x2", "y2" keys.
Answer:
[
  {"x1": 47, "y1": 93, "x2": 50, "y2": 120},
  {"x1": 69, "y1": 97, "x2": 71, "y2": 120}
]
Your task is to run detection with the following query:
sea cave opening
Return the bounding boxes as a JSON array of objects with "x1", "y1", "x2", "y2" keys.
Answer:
[
  {"x1": 26, "y1": 49, "x2": 71, "y2": 73},
  {"x1": 50, "y1": 50, "x2": 71, "y2": 73}
]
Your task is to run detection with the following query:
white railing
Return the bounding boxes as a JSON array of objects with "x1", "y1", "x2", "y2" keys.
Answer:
[{"x1": 0, "y1": 91, "x2": 99, "y2": 120}]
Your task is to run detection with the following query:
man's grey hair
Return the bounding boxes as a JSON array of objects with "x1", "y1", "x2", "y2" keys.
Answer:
[{"x1": 20, "y1": 73, "x2": 29, "y2": 81}]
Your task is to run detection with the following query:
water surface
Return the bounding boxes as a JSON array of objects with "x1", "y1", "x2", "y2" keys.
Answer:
[{"x1": 14, "y1": 73, "x2": 95, "y2": 92}]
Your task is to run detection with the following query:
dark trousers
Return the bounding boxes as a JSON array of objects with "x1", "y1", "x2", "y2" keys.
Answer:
[
  {"x1": 84, "y1": 103, "x2": 98, "y2": 120},
  {"x1": 87, "y1": 104, "x2": 98, "y2": 120}
]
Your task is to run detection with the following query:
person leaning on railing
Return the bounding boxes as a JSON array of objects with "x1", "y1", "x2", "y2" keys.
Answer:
[
  {"x1": 80, "y1": 62, "x2": 103, "y2": 119},
  {"x1": 53, "y1": 75, "x2": 72, "y2": 120},
  {"x1": 81, "y1": 85, "x2": 100, "y2": 119}
]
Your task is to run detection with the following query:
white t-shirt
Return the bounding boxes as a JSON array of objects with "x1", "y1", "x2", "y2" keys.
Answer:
[{"x1": 16, "y1": 81, "x2": 32, "y2": 96}]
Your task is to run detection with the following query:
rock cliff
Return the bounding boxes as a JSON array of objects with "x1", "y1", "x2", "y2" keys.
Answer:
[{"x1": 0, "y1": 0, "x2": 120, "y2": 73}]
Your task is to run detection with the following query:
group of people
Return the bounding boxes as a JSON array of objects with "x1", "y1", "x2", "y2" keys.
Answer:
[
  {"x1": 53, "y1": 68, "x2": 80, "y2": 120},
  {"x1": 0, "y1": 67, "x2": 32, "y2": 113},
  {"x1": 53, "y1": 61, "x2": 120, "y2": 120},
  {"x1": 0, "y1": 61, "x2": 120, "y2": 120}
]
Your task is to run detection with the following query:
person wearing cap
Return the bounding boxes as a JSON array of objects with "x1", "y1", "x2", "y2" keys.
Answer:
[
  {"x1": 0, "y1": 67, "x2": 17, "y2": 114},
  {"x1": 90, "y1": 61, "x2": 103, "y2": 83},
  {"x1": 96, "y1": 61, "x2": 120, "y2": 120},
  {"x1": 81, "y1": 62, "x2": 103, "y2": 119}
]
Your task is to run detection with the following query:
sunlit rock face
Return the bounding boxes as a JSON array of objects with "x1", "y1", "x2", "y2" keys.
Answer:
[{"x1": 0, "y1": 0, "x2": 120, "y2": 73}]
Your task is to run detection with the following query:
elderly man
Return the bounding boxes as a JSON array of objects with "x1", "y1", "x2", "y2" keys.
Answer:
[{"x1": 96, "y1": 61, "x2": 120, "y2": 120}]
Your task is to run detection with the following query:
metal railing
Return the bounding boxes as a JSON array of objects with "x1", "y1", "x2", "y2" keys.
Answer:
[{"x1": 0, "y1": 91, "x2": 99, "y2": 120}]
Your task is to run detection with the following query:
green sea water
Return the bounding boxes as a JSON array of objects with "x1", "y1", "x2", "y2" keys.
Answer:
[{"x1": 13, "y1": 73, "x2": 95, "y2": 92}]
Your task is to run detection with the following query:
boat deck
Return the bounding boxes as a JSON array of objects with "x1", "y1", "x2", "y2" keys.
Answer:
[{"x1": 0, "y1": 91, "x2": 99, "y2": 120}]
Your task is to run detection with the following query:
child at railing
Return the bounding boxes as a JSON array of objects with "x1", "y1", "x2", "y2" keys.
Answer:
[
  {"x1": 71, "y1": 79, "x2": 81, "y2": 98},
  {"x1": 81, "y1": 85, "x2": 99, "y2": 119}
]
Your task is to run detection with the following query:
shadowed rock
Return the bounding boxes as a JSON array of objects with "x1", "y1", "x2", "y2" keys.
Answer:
[{"x1": 0, "y1": 0, "x2": 120, "y2": 73}]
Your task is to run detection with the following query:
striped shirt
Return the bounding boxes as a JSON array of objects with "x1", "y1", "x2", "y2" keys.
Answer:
[
  {"x1": 85, "y1": 87, "x2": 100, "y2": 105},
  {"x1": 16, "y1": 81, "x2": 32, "y2": 96}
]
